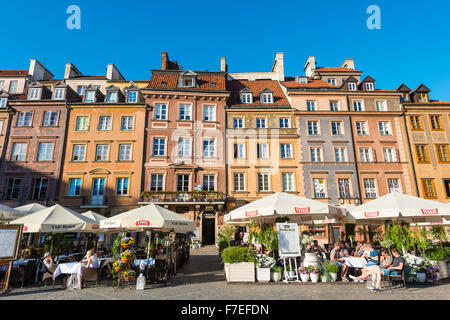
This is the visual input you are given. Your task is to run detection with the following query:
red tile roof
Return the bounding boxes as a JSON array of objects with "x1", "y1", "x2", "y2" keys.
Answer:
[
  {"x1": 147, "y1": 71, "x2": 226, "y2": 92},
  {"x1": 228, "y1": 79, "x2": 290, "y2": 107},
  {"x1": 0, "y1": 70, "x2": 29, "y2": 76},
  {"x1": 282, "y1": 77, "x2": 335, "y2": 89},
  {"x1": 315, "y1": 67, "x2": 359, "y2": 72}
]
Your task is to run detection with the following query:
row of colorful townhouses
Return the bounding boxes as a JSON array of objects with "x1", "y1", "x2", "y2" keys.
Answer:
[{"x1": 0, "y1": 53, "x2": 449, "y2": 244}]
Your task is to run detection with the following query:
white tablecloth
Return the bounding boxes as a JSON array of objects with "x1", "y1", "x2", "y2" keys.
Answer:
[
  {"x1": 53, "y1": 262, "x2": 82, "y2": 279},
  {"x1": 343, "y1": 257, "x2": 366, "y2": 268}
]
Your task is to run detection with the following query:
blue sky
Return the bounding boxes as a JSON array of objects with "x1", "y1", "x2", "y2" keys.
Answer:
[{"x1": 1, "y1": 0, "x2": 449, "y2": 99}]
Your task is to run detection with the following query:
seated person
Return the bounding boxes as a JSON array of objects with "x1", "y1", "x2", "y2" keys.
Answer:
[
  {"x1": 380, "y1": 249, "x2": 393, "y2": 268},
  {"x1": 354, "y1": 242, "x2": 365, "y2": 257},
  {"x1": 43, "y1": 252, "x2": 57, "y2": 269},
  {"x1": 76, "y1": 249, "x2": 99, "y2": 289},
  {"x1": 379, "y1": 248, "x2": 404, "y2": 277},
  {"x1": 344, "y1": 240, "x2": 353, "y2": 255},
  {"x1": 341, "y1": 248, "x2": 350, "y2": 257},
  {"x1": 330, "y1": 242, "x2": 349, "y2": 282},
  {"x1": 361, "y1": 242, "x2": 379, "y2": 266}
]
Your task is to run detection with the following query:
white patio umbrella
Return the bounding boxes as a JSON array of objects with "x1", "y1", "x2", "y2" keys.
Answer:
[
  {"x1": 415, "y1": 218, "x2": 450, "y2": 226},
  {"x1": 224, "y1": 192, "x2": 338, "y2": 223},
  {"x1": 0, "y1": 204, "x2": 26, "y2": 222},
  {"x1": 10, "y1": 204, "x2": 100, "y2": 233},
  {"x1": 99, "y1": 203, "x2": 195, "y2": 233},
  {"x1": 81, "y1": 210, "x2": 106, "y2": 223},
  {"x1": 348, "y1": 192, "x2": 450, "y2": 224},
  {"x1": 14, "y1": 203, "x2": 47, "y2": 215}
]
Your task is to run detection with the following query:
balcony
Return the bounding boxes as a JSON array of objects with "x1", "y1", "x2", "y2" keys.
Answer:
[
  {"x1": 139, "y1": 191, "x2": 227, "y2": 205},
  {"x1": 80, "y1": 196, "x2": 109, "y2": 208}
]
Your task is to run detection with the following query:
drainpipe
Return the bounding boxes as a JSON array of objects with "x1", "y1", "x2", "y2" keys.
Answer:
[
  {"x1": 401, "y1": 108, "x2": 420, "y2": 196},
  {"x1": 56, "y1": 100, "x2": 70, "y2": 206}
]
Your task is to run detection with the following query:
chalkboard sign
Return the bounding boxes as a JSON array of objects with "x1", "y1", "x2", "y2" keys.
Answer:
[
  {"x1": 276, "y1": 223, "x2": 301, "y2": 257},
  {"x1": 0, "y1": 224, "x2": 23, "y2": 261}
]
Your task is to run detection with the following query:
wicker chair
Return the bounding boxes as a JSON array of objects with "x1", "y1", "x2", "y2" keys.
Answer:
[
  {"x1": 81, "y1": 260, "x2": 105, "y2": 288},
  {"x1": 42, "y1": 267, "x2": 57, "y2": 288}
]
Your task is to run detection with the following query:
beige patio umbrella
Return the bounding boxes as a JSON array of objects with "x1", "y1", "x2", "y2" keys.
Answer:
[
  {"x1": 0, "y1": 204, "x2": 26, "y2": 222},
  {"x1": 82, "y1": 210, "x2": 106, "y2": 223},
  {"x1": 14, "y1": 203, "x2": 47, "y2": 215}
]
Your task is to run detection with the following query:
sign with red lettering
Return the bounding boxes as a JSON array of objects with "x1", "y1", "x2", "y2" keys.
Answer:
[
  {"x1": 136, "y1": 220, "x2": 150, "y2": 227},
  {"x1": 23, "y1": 226, "x2": 28, "y2": 232},
  {"x1": 421, "y1": 208, "x2": 438, "y2": 215},
  {"x1": 364, "y1": 211, "x2": 379, "y2": 218},
  {"x1": 294, "y1": 207, "x2": 310, "y2": 214},
  {"x1": 92, "y1": 224, "x2": 99, "y2": 230},
  {"x1": 245, "y1": 210, "x2": 258, "y2": 217}
]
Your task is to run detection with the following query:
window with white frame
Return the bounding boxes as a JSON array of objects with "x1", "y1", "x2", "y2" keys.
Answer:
[
  {"x1": 98, "y1": 116, "x2": 112, "y2": 130},
  {"x1": 118, "y1": 144, "x2": 132, "y2": 161},
  {"x1": 17, "y1": 111, "x2": 32, "y2": 126},
  {"x1": 203, "y1": 139, "x2": 215, "y2": 158},
  {"x1": 258, "y1": 173, "x2": 270, "y2": 192},
  {"x1": 338, "y1": 178, "x2": 351, "y2": 198},
  {"x1": 37, "y1": 142, "x2": 54, "y2": 161},
  {"x1": 313, "y1": 178, "x2": 326, "y2": 198},
  {"x1": 203, "y1": 175, "x2": 215, "y2": 191},
  {"x1": 376, "y1": 101, "x2": 387, "y2": 111},
  {"x1": 353, "y1": 100, "x2": 364, "y2": 111},
  {"x1": 178, "y1": 138, "x2": 191, "y2": 157},
  {"x1": 106, "y1": 91, "x2": 117, "y2": 103},
  {"x1": 68, "y1": 178, "x2": 81, "y2": 196},
  {"x1": 95, "y1": 144, "x2": 109, "y2": 161},
  {"x1": 152, "y1": 138, "x2": 165, "y2": 156},
  {"x1": 9, "y1": 80, "x2": 18, "y2": 93},
  {"x1": 53, "y1": 88, "x2": 65, "y2": 100},
  {"x1": 233, "y1": 118, "x2": 243, "y2": 128},
  {"x1": 310, "y1": 147, "x2": 322, "y2": 162},
  {"x1": 330, "y1": 101, "x2": 339, "y2": 111},
  {"x1": 331, "y1": 121, "x2": 343, "y2": 135},
  {"x1": 84, "y1": 90, "x2": 95, "y2": 102},
  {"x1": 116, "y1": 178, "x2": 129, "y2": 195},
  {"x1": 128, "y1": 91, "x2": 138, "y2": 103},
  {"x1": 72, "y1": 144, "x2": 86, "y2": 161},
  {"x1": 348, "y1": 83, "x2": 357, "y2": 91},
  {"x1": 0, "y1": 98, "x2": 7, "y2": 108},
  {"x1": 282, "y1": 173, "x2": 295, "y2": 192},
  {"x1": 76, "y1": 116, "x2": 89, "y2": 131},
  {"x1": 280, "y1": 144, "x2": 292, "y2": 159},
  {"x1": 150, "y1": 174, "x2": 164, "y2": 191},
  {"x1": 5, "y1": 178, "x2": 21, "y2": 199},
  {"x1": 11, "y1": 142, "x2": 27, "y2": 161},
  {"x1": 0, "y1": 80, "x2": 4, "y2": 90},
  {"x1": 327, "y1": 78, "x2": 337, "y2": 86},
  {"x1": 121, "y1": 116, "x2": 133, "y2": 130},
  {"x1": 279, "y1": 118, "x2": 290, "y2": 128},
  {"x1": 234, "y1": 143, "x2": 245, "y2": 159},
  {"x1": 31, "y1": 178, "x2": 48, "y2": 200},
  {"x1": 261, "y1": 93, "x2": 273, "y2": 103},
  {"x1": 364, "y1": 178, "x2": 377, "y2": 198},
  {"x1": 335, "y1": 147, "x2": 346, "y2": 162},
  {"x1": 383, "y1": 147, "x2": 397, "y2": 163},
  {"x1": 233, "y1": 173, "x2": 245, "y2": 191},
  {"x1": 379, "y1": 121, "x2": 392, "y2": 135},
  {"x1": 203, "y1": 105, "x2": 216, "y2": 121},
  {"x1": 43, "y1": 111, "x2": 58, "y2": 126},
  {"x1": 359, "y1": 147, "x2": 374, "y2": 162},
  {"x1": 241, "y1": 93, "x2": 252, "y2": 104},
  {"x1": 307, "y1": 100, "x2": 316, "y2": 111},
  {"x1": 154, "y1": 104, "x2": 167, "y2": 120},
  {"x1": 179, "y1": 104, "x2": 191, "y2": 120},
  {"x1": 77, "y1": 86, "x2": 87, "y2": 96},
  {"x1": 256, "y1": 118, "x2": 267, "y2": 128},
  {"x1": 365, "y1": 82, "x2": 374, "y2": 91},
  {"x1": 388, "y1": 178, "x2": 401, "y2": 193},
  {"x1": 257, "y1": 143, "x2": 269, "y2": 159},
  {"x1": 177, "y1": 174, "x2": 189, "y2": 191},
  {"x1": 356, "y1": 121, "x2": 368, "y2": 136},
  {"x1": 0, "y1": 120, "x2": 3, "y2": 134},
  {"x1": 308, "y1": 121, "x2": 319, "y2": 135}
]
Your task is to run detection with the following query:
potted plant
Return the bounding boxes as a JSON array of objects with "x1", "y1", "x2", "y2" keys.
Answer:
[
  {"x1": 324, "y1": 261, "x2": 339, "y2": 282},
  {"x1": 320, "y1": 264, "x2": 328, "y2": 282},
  {"x1": 309, "y1": 265, "x2": 320, "y2": 283},
  {"x1": 270, "y1": 266, "x2": 283, "y2": 282},
  {"x1": 121, "y1": 250, "x2": 132, "y2": 263},
  {"x1": 256, "y1": 255, "x2": 275, "y2": 282},
  {"x1": 298, "y1": 266, "x2": 310, "y2": 282},
  {"x1": 121, "y1": 237, "x2": 135, "y2": 249},
  {"x1": 425, "y1": 246, "x2": 448, "y2": 280},
  {"x1": 222, "y1": 246, "x2": 257, "y2": 283},
  {"x1": 415, "y1": 265, "x2": 427, "y2": 283}
]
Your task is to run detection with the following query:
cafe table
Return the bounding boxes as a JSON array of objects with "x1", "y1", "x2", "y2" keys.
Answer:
[
  {"x1": 342, "y1": 256, "x2": 367, "y2": 268},
  {"x1": 53, "y1": 262, "x2": 82, "y2": 279}
]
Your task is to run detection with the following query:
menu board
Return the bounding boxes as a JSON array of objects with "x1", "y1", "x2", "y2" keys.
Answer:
[
  {"x1": 0, "y1": 225, "x2": 22, "y2": 261},
  {"x1": 276, "y1": 223, "x2": 301, "y2": 257}
]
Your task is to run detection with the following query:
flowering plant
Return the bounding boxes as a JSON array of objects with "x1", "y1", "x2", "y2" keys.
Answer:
[
  {"x1": 121, "y1": 250, "x2": 132, "y2": 259},
  {"x1": 307, "y1": 265, "x2": 320, "y2": 274},
  {"x1": 424, "y1": 258, "x2": 439, "y2": 276},
  {"x1": 298, "y1": 266, "x2": 309, "y2": 274},
  {"x1": 123, "y1": 269, "x2": 136, "y2": 280},
  {"x1": 121, "y1": 237, "x2": 135, "y2": 247},
  {"x1": 300, "y1": 234, "x2": 314, "y2": 246},
  {"x1": 256, "y1": 254, "x2": 276, "y2": 268},
  {"x1": 112, "y1": 260, "x2": 124, "y2": 272}
]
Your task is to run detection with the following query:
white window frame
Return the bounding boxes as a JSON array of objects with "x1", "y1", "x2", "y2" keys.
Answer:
[
  {"x1": 150, "y1": 174, "x2": 164, "y2": 191},
  {"x1": 0, "y1": 98, "x2": 7, "y2": 108},
  {"x1": 43, "y1": 111, "x2": 58, "y2": 127},
  {"x1": 84, "y1": 90, "x2": 95, "y2": 102},
  {"x1": 365, "y1": 82, "x2": 374, "y2": 91},
  {"x1": 327, "y1": 78, "x2": 337, "y2": 86},
  {"x1": 179, "y1": 104, "x2": 192, "y2": 120},
  {"x1": 152, "y1": 138, "x2": 166, "y2": 156},
  {"x1": 256, "y1": 118, "x2": 267, "y2": 128},
  {"x1": 37, "y1": 142, "x2": 54, "y2": 161},
  {"x1": 116, "y1": 178, "x2": 129, "y2": 196},
  {"x1": 95, "y1": 144, "x2": 109, "y2": 161},
  {"x1": 178, "y1": 138, "x2": 191, "y2": 157},
  {"x1": 203, "y1": 139, "x2": 215, "y2": 158},
  {"x1": 233, "y1": 118, "x2": 244, "y2": 128},
  {"x1": 17, "y1": 111, "x2": 33, "y2": 127},
  {"x1": 261, "y1": 93, "x2": 273, "y2": 104},
  {"x1": 76, "y1": 116, "x2": 89, "y2": 131},
  {"x1": 233, "y1": 173, "x2": 245, "y2": 191},
  {"x1": 9, "y1": 80, "x2": 18, "y2": 93},
  {"x1": 68, "y1": 178, "x2": 82, "y2": 196},
  {"x1": 356, "y1": 121, "x2": 368, "y2": 136},
  {"x1": 118, "y1": 144, "x2": 132, "y2": 161},
  {"x1": 72, "y1": 144, "x2": 86, "y2": 161},
  {"x1": 388, "y1": 178, "x2": 401, "y2": 193},
  {"x1": 203, "y1": 105, "x2": 216, "y2": 122},
  {"x1": 331, "y1": 121, "x2": 343, "y2": 135},
  {"x1": 364, "y1": 178, "x2": 377, "y2": 199},
  {"x1": 348, "y1": 83, "x2": 357, "y2": 91},
  {"x1": 11, "y1": 142, "x2": 27, "y2": 161},
  {"x1": 307, "y1": 100, "x2": 316, "y2": 111},
  {"x1": 383, "y1": 147, "x2": 397, "y2": 163},
  {"x1": 241, "y1": 93, "x2": 253, "y2": 104},
  {"x1": 279, "y1": 118, "x2": 290, "y2": 128},
  {"x1": 257, "y1": 143, "x2": 269, "y2": 159},
  {"x1": 334, "y1": 147, "x2": 346, "y2": 162},
  {"x1": 359, "y1": 147, "x2": 374, "y2": 163},
  {"x1": 121, "y1": 116, "x2": 133, "y2": 130},
  {"x1": 313, "y1": 178, "x2": 327, "y2": 198},
  {"x1": 234, "y1": 143, "x2": 246, "y2": 159},
  {"x1": 53, "y1": 88, "x2": 65, "y2": 100},
  {"x1": 258, "y1": 173, "x2": 270, "y2": 192},
  {"x1": 127, "y1": 91, "x2": 138, "y2": 103},
  {"x1": 282, "y1": 172, "x2": 295, "y2": 192},
  {"x1": 310, "y1": 147, "x2": 322, "y2": 162},
  {"x1": 353, "y1": 100, "x2": 364, "y2": 111},
  {"x1": 280, "y1": 143, "x2": 292, "y2": 159},
  {"x1": 330, "y1": 101, "x2": 339, "y2": 111},
  {"x1": 98, "y1": 116, "x2": 112, "y2": 131},
  {"x1": 155, "y1": 104, "x2": 167, "y2": 120},
  {"x1": 379, "y1": 121, "x2": 392, "y2": 136},
  {"x1": 376, "y1": 100, "x2": 387, "y2": 112},
  {"x1": 106, "y1": 91, "x2": 117, "y2": 103}
]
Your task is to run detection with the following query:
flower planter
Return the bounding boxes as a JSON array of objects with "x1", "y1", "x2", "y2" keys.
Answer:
[
  {"x1": 303, "y1": 253, "x2": 319, "y2": 268},
  {"x1": 310, "y1": 273, "x2": 320, "y2": 283},
  {"x1": 436, "y1": 261, "x2": 449, "y2": 280},
  {"x1": 300, "y1": 273, "x2": 310, "y2": 282},
  {"x1": 257, "y1": 267, "x2": 271, "y2": 282},
  {"x1": 271, "y1": 272, "x2": 281, "y2": 282},
  {"x1": 321, "y1": 275, "x2": 328, "y2": 282},
  {"x1": 330, "y1": 273, "x2": 338, "y2": 282},
  {"x1": 416, "y1": 272, "x2": 426, "y2": 283},
  {"x1": 224, "y1": 263, "x2": 255, "y2": 283}
]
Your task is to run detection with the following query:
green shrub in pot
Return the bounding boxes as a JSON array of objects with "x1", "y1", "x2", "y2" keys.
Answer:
[
  {"x1": 271, "y1": 266, "x2": 283, "y2": 273},
  {"x1": 222, "y1": 246, "x2": 257, "y2": 264}
]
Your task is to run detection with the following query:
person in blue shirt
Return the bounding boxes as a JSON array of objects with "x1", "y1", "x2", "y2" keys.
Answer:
[{"x1": 362, "y1": 242, "x2": 379, "y2": 266}]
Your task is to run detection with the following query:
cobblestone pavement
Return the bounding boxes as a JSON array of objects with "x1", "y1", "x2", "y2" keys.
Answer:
[{"x1": 1, "y1": 246, "x2": 449, "y2": 300}]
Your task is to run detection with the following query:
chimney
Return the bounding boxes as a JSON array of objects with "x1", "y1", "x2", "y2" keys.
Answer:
[
  {"x1": 341, "y1": 59, "x2": 355, "y2": 70},
  {"x1": 304, "y1": 56, "x2": 316, "y2": 78},
  {"x1": 29, "y1": 59, "x2": 54, "y2": 81},
  {"x1": 64, "y1": 62, "x2": 82, "y2": 79},
  {"x1": 161, "y1": 52, "x2": 169, "y2": 70},
  {"x1": 271, "y1": 52, "x2": 284, "y2": 81},
  {"x1": 220, "y1": 57, "x2": 227, "y2": 72},
  {"x1": 107, "y1": 64, "x2": 125, "y2": 81}
]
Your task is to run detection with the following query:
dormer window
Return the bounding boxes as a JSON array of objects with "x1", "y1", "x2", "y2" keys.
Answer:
[
  {"x1": 0, "y1": 98, "x2": 7, "y2": 108},
  {"x1": 261, "y1": 93, "x2": 273, "y2": 103},
  {"x1": 348, "y1": 83, "x2": 357, "y2": 91},
  {"x1": 327, "y1": 78, "x2": 337, "y2": 86},
  {"x1": 29, "y1": 88, "x2": 41, "y2": 100},
  {"x1": 178, "y1": 71, "x2": 197, "y2": 88},
  {"x1": 365, "y1": 83, "x2": 374, "y2": 91},
  {"x1": 401, "y1": 94, "x2": 409, "y2": 103},
  {"x1": 184, "y1": 78, "x2": 194, "y2": 87},
  {"x1": 106, "y1": 91, "x2": 118, "y2": 103},
  {"x1": 241, "y1": 93, "x2": 253, "y2": 104},
  {"x1": 53, "y1": 88, "x2": 65, "y2": 100},
  {"x1": 420, "y1": 94, "x2": 428, "y2": 103},
  {"x1": 84, "y1": 90, "x2": 95, "y2": 102},
  {"x1": 127, "y1": 91, "x2": 138, "y2": 103}
]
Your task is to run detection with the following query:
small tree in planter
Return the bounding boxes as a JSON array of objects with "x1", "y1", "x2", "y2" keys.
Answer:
[
  {"x1": 222, "y1": 246, "x2": 257, "y2": 283},
  {"x1": 218, "y1": 224, "x2": 236, "y2": 248}
]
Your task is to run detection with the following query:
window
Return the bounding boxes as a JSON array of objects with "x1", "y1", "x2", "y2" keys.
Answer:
[
  {"x1": 203, "y1": 139, "x2": 215, "y2": 158},
  {"x1": 150, "y1": 174, "x2": 164, "y2": 191},
  {"x1": 420, "y1": 94, "x2": 428, "y2": 103},
  {"x1": 203, "y1": 105, "x2": 216, "y2": 121},
  {"x1": 29, "y1": 88, "x2": 41, "y2": 100},
  {"x1": 177, "y1": 174, "x2": 189, "y2": 191},
  {"x1": 410, "y1": 116, "x2": 423, "y2": 130},
  {"x1": 17, "y1": 111, "x2": 33, "y2": 126},
  {"x1": 43, "y1": 111, "x2": 58, "y2": 126},
  {"x1": 77, "y1": 86, "x2": 87, "y2": 96},
  {"x1": 234, "y1": 143, "x2": 246, "y2": 159},
  {"x1": 76, "y1": 116, "x2": 89, "y2": 131},
  {"x1": 258, "y1": 173, "x2": 270, "y2": 192},
  {"x1": 313, "y1": 178, "x2": 326, "y2": 198},
  {"x1": 376, "y1": 101, "x2": 387, "y2": 111},
  {"x1": 436, "y1": 144, "x2": 449, "y2": 162},
  {"x1": 282, "y1": 173, "x2": 295, "y2": 192},
  {"x1": 68, "y1": 178, "x2": 81, "y2": 196},
  {"x1": 330, "y1": 101, "x2": 339, "y2": 111},
  {"x1": 279, "y1": 118, "x2": 290, "y2": 128},
  {"x1": 179, "y1": 104, "x2": 191, "y2": 120},
  {"x1": 430, "y1": 115, "x2": 443, "y2": 130},
  {"x1": 183, "y1": 78, "x2": 194, "y2": 87},
  {"x1": 401, "y1": 94, "x2": 409, "y2": 103},
  {"x1": 415, "y1": 144, "x2": 430, "y2": 163},
  {"x1": 378, "y1": 121, "x2": 392, "y2": 135},
  {"x1": 152, "y1": 138, "x2": 165, "y2": 156},
  {"x1": 331, "y1": 121, "x2": 343, "y2": 135},
  {"x1": 9, "y1": 80, "x2": 18, "y2": 93},
  {"x1": 256, "y1": 118, "x2": 266, "y2": 128},
  {"x1": 256, "y1": 143, "x2": 269, "y2": 159},
  {"x1": 116, "y1": 178, "x2": 129, "y2": 196},
  {"x1": 233, "y1": 118, "x2": 243, "y2": 128},
  {"x1": 95, "y1": 144, "x2": 109, "y2": 161},
  {"x1": 280, "y1": 144, "x2": 292, "y2": 159},
  {"x1": 383, "y1": 147, "x2": 397, "y2": 163},
  {"x1": 53, "y1": 88, "x2": 65, "y2": 100},
  {"x1": 72, "y1": 145, "x2": 86, "y2": 161},
  {"x1": 359, "y1": 147, "x2": 374, "y2": 163},
  {"x1": 118, "y1": 144, "x2": 132, "y2": 161},
  {"x1": 37, "y1": 142, "x2": 54, "y2": 161},
  {"x1": 155, "y1": 104, "x2": 167, "y2": 120},
  {"x1": 106, "y1": 91, "x2": 117, "y2": 103},
  {"x1": 364, "y1": 178, "x2": 377, "y2": 198},
  {"x1": 31, "y1": 178, "x2": 48, "y2": 200},
  {"x1": 422, "y1": 179, "x2": 436, "y2": 199},
  {"x1": 0, "y1": 120, "x2": 3, "y2": 134},
  {"x1": 307, "y1": 121, "x2": 319, "y2": 135},
  {"x1": 233, "y1": 173, "x2": 245, "y2": 191},
  {"x1": 0, "y1": 98, "x2": 7, "y2": 108},
  {"x1": 241, "y1": 93, "x2": 252, "y2": 104},
  {"x1": 84, "y1": 90, "x2": 95, "y2": 102},
  {"x1": 353, "y1": 101, "x2": 363, "y2": 111},
  {"x1": 335, "y1": 147, "x2": 346, "y2": 162},
  {"x1": 338, "y1": 178, "x2": 351, "y2": 198},
  {"x1": 348, "y1": 83, "x2": 357, "y2": 91},
  {"x1": 310, "y1": 147, "x2": 322, "y2": 162},
  {"x1": 203, "y1": 175, "x2": 215, "y2": 191},
  {"x1": 327, "y1": 78, "x2": 337, "y2": 86},
  {"x1": 98, "y1": 116, "x2": 112, "y2": 131},
  {"x1": 443, "y1": 179, "x2": 450, "y2": 198},
  {"x1": 4, "y1": 178, "x2": 21, "y2": 200},
  {"x1": 388, "y1": 178, "x2": 401, "y2": 193},
  {"x1": 177, "y1": 138, "x2": 191, "y2": 157},
  {"x1": 365, "y1": 83, "x2": 374, "y2": 91},
  {"x1": 128, "y1": 91, "x2": 138, "y2": 103},
  {"x1": 307, "y1": 101, "x2": 316, "y2": 111},
  {"x1": 0, "y1": 80, "x2": 4, "y2": 90},
  {"x1": 356, "y1": 121, "x2": 368, "y2": 136},
  {"x1": 11, "y1": 143, "x2": 27, "y2": 161},
  {"x1": 121, "y1": 116, "x2": 133, "y2": 130},
  {"x1": 261, "y1": 93, "x2": 273, "y2": 104}
]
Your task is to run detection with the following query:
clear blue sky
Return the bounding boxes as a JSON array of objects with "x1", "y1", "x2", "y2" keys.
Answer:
[{"x1": 1, "y1": 0, "x2": 449, "y2": 100}]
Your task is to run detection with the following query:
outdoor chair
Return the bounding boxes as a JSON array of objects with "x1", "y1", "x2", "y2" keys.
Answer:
[
  {"x1": 42, "y1": 267, "x2": 57, "y2": 288},
  {"x1": 10, "y1": 260, "x2": 36, "y2": 288},
  {"x1": 381, "y1": 267, "x2": 406, "y2": 289},
  {"x1": 81, "y1": 260, "x2": 106, "y2": 288},
  {"x1": 155, "y1": 259, "x2": 168, "y2": 284}
]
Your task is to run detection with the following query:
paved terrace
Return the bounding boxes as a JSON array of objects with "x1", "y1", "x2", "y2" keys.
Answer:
[{"x1": 1, "y1": 246, "x2": 449, "y2": 300}]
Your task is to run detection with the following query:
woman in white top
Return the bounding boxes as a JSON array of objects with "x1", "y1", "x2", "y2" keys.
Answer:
[{"x1": 76, "y1": 249, "x2": 99, "y2": 289}]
